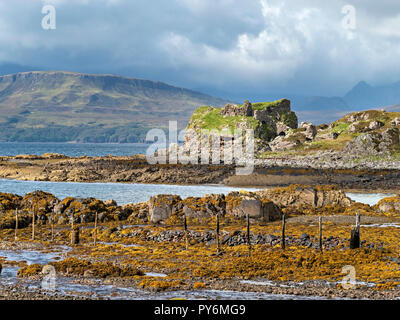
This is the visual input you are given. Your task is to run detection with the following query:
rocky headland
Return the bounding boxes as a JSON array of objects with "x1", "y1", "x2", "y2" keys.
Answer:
[{"x1": 2, "y1": 101, "x2": 400, "y2": 190}]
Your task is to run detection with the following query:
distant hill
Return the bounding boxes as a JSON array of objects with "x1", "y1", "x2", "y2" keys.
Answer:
[
  {"x1": 385, "y1": 104, "x2": 400, "y2": 112},
  {"x1": 344, "y1": 81, "x2": 400, "y2": 108},
  {"x1": 0, "y1": 71, "x2": 230, "y2": 142},
  {"x1": 288, "y1": 81, "x2": 400, "y2": 124}
]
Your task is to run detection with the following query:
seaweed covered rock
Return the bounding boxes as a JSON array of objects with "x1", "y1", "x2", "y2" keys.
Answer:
[
  {"x1": 125, "y1": 201, "x2": 149, "y2": 222},
  {"x1": 148, "y1": 194, "x2": 182, "y2": 223},
  {"x1": 54, "y1": 197, "x2": 116, "y2": 224},
  {"x1": 0, "y1": 193, "x2": 22, "y2": 211},
  {"x1": 373, "y1": 195, "x2": 400, "y2": 214},
  {"x1": 182, "y1": 194, "x2": 226, "y2": 218},
  {"x1": 256, "y1": 185, "x2": 353, "y2": 209},
  {"x1": 226, "y1": 191, "x2": 282, "y2": 221},
  {"x1": 17, "y1": 264, "x2": 43, "y2": 277},
  {"x1": 21, "y1": 191, "x2": 60, "y2": 224},
  {"x1": 21, "y1": 191, "x2": 59, "y2": 212}
]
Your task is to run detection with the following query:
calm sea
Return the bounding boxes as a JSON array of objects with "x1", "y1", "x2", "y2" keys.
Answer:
[
  {"x1": 0, "y1": 179, "x2": 261, "y2": 205},
  {"x1": 0, "y1": 142, "x2": 149, "y2": 157}
]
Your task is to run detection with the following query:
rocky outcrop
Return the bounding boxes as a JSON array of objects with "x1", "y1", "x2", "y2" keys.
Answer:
[
  {"x1": 148, "y1": 194, "x2": 182, "y2": 223},
  {"x1": 268, "y1": 121, "x2": 317, "y2": 152},
  {"x1": 256, "y1": 185, "x2": 353, "y2": 209},
  {"x1": 343, "y1": 128, "x2": 400, "y2": 155},
  {"x1": 0, "y1": 191, "x2": 129, "y2": 229},
  {"x1": 182, "y1": 194, "x2": 226, "y2": 218},
  {"x1": 373, "y1": 195, "x2": 400, "y2": 214},
  {"x1": 221, "y1": 100, "x2": 253, "y2": 117},
  {"x1": 268, "y1": 136, "x2": 298, "y2": 152},
  {"x1": 226, "y1": 192, "x2": 282, "y2": 221},
  {"x1": 184, "y1": 99, "x2": 298, "y2": 157},
  {"x1": 300, "y1": 122, "x2": 317, "y2": 140}
]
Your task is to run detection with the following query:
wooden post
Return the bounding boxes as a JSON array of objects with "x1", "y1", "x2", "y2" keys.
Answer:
[
  {"x1": 184, "y1": 214, "x2": 189, "y2": 250},
  {"x1": 14, "y1": 209, "x2": 18, "y2": 241},
  {"x1": 93, "y1": 211, "x2": 98, "y2": 245},
  {"x1": 71, "y1": 226, "x2": 80, "y2": 245},
  {"x1": 350, "y1": 212, "x2": 361, "y2": 249},
  {"x1": 50, "y1": 213, "x2": 54, "y2": 242},
  {"x1": 216, "y1": 213, "x2": 221, "y2": 255},
  {"x1": 70, "y1": 212, "x2": 74, "y2": 245},
  {"x1": 281, "y1": 214, "x2": 286, "y2": 250},
  {"x1": 31, "y1": 204, "x2": 36, "y2": 241},
  {"x1": 319, "y1": 216, "x2": 323, "y2": 252},
  {"x1": 246, "y1": 213, "x2": 251, "y2": 257}
]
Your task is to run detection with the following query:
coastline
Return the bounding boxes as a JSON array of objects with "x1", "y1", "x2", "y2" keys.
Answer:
[{"x1": 1, "y1": 153, "x2": 400, "y2": 191}]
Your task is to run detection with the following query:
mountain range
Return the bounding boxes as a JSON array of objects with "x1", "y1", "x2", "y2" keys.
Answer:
[{"x1": 284, "y1": 81, "x2": 400, "y2": 124}]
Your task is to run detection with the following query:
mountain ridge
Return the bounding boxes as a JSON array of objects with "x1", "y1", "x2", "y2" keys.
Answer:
[{"x1": 0, "y1": 70, "x2": 231, "y2": 142}]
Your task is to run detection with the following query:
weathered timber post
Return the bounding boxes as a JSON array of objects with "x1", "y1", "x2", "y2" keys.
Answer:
[
  {"x1": 70, "y1": 212, "x2": 74, "y2": 245},
  {"x1": 71, "y1": 226, "x2": 80, "y2": 245},
  {"x1": 14, "y1": 209, "x2": 18, "y2": 241},
  {"x1": 216, "y1": 213, "x2": 221, "y2": 255},
  {"x1": 246, "y1": 213, "x2": 251, "y2": 257},
  {"x1": 50, "y1": 213, "x2": 54, "y2": 242},
  {"x1": 93, "y1": 211, "x2": 98, "y2": 245},
  {"x1": 281, "y1": 214, "x2": 286, "y2": 250},
  {"x1": 31, "y1": 204, "x2": 36, "y2": 241},
  {"x1": 350, "y1": 212, "x2": 361, "y2": 249},
  {"x1": 184, "y1": 214, "x2": 189, "y2": 250},
  {"x1": 319, "y1": 216, "x2": 323, "y2": 252}
]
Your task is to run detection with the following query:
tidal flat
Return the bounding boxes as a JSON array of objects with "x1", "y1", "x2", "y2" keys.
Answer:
[{"x1": 1, "y1": 189, "x2": 400, "y2": 300}]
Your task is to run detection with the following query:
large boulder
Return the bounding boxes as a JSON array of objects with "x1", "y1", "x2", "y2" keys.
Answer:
[
  {"x1": 148, "y1": 194, "x2": 182, "y2": 223},
  {"x1": 269, "y1": 135, "x2": 299, "y2": 151},
  {"x1": 53, "y1": 197, "x2": 118, "y2": 224},
  {"x1": 182, "y1": 194, "x2": 226, "y2": 218},
  {"x1": 300, "y1": 122, "x2": 317, "y2": 140},
  {"x1": 391, "y1": 117, "x2": 400, "y2": 127},
  {"x1": 256, "y1": 185, "x2": 353, "y2": 209},
  {"x1": 226, "y1": 192, "x2": 282, "y2": 221},
  {"x1": 373, "y1": 195, "x2": 400, "y2": 214},
  {"x1": 21, "y1": 191, "x2": 60, "y2": 224},
  {"x1": 0, "y1": 193, "x2": 22, "y2": 211}
]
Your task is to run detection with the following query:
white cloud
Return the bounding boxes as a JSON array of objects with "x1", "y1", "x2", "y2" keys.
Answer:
[{"x1": 159, "y1": 0, "x2": 400, "y2": 94}]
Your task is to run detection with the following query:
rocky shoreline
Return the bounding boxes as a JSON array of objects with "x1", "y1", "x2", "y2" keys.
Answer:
[{"x1": 2, "y1": 153, "x2": 400, "y2": 190}]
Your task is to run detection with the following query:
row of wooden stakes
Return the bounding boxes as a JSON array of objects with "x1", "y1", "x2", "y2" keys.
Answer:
[
  {"x1": 12, "y1": 206, "x2": 362, "y2": 251},
  {"x1": 182, "y1": 212, "x2": 362, "y2": 256},
  {"x1": 13, "y1": 208, "x2": 99, "y2": 245}
]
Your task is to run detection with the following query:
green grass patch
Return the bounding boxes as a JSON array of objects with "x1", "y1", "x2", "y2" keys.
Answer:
[{"x1": 188, "y1": 106, "x2": 259, "y2": 133}]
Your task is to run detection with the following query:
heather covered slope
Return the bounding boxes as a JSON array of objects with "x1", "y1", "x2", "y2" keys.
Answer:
[{"x1": 0, "y1": 71, "x2": 230, "y2": 142}]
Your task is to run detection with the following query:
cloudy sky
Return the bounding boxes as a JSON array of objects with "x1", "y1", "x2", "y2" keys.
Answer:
[{"x1": 0, "y1": 0, "x2": 399, "y2": 100}]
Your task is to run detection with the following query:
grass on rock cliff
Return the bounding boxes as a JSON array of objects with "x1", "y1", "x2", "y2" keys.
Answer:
[{"x1": 188, "y1": 106, "x2": 259, "y2": 134}]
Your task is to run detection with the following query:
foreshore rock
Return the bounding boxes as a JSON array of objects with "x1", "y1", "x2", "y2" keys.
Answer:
[
  {"x1": 0, "y1": 184, "x2": 360, "y2": 228},
  {"x1": 373, "y1": 195, "x2": 400, "y2": 214},
  {"x1": 256, "y1": 185, "x2": 353, "y2": 209},
  {"x1": 3, "y1": 154, "x2": 400, "y2": 190},
  {"x1": 226, "y1": 192, "x2": 282, "y2": 221},
  {"x1": 148, "y1": 195, "x2": 182, "y2": 223}
]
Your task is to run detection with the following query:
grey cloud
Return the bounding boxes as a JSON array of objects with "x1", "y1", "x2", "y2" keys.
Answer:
[{"x1": 0, "y1": 0, "x2": 399, "y2": 99}]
